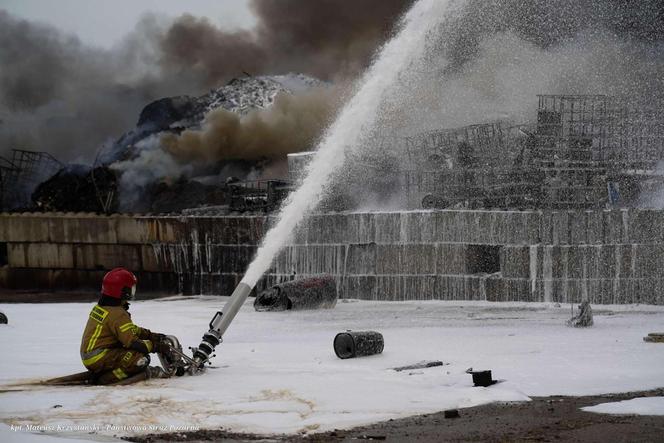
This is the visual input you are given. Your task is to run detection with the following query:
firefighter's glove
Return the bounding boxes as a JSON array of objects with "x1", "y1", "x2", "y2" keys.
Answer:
[
  {"x1": 150, "y1": 332, "x2": 167, "y2": 343},
  {"x1": 154, "y1": 340, "x2": 172, "y2": 355}
]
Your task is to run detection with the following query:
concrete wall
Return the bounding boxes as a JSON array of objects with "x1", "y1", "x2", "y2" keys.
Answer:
[
  {"x1": 0, "y1": 213, "x2": 265, "y2": 294},
  {"x1": 1, "y1": 210, "x2": 663, "y2": 304}
]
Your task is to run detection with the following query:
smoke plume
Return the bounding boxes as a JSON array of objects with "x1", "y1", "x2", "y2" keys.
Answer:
[
  {"x1": 330, "y1": 0, "x2": 664, "y2": 210},
  {"x1": 4, "y1": 0, "x2": 664, "y2": 208},
  {"x1": 162, "y1": 87, "x2": 340, "y2": 163},
  {"x1": 374, "y1": 0, "x2": 664, "y2": 136},
  {"x1": 159, "y1": 0, "x2": 413, "y2": 85},
  {"x1": 0, "y1": 1, "x2": 412, "y2": 163},
  {"x1": 0, "y1": 12, "x2": 188, "y2": 162}
]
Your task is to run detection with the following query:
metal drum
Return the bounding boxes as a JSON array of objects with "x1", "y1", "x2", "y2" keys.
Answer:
[{"x1": 334, "y1": 330, "x2": 384, "y2": 359}]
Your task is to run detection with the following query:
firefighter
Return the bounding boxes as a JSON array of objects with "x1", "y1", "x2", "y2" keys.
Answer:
[{"x1": 80, "y1": 267, "x2": 170, "y2": 384}]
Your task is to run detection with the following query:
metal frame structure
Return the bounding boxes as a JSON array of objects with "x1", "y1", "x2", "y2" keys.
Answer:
[
  {"x1": 0, "y1": 149, "x2": 63, "y2": 210},
  {"x1": 403, "y1": 95, "x2": 664, "y2": 210}
]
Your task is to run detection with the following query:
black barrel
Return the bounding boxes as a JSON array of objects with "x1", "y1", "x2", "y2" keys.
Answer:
[
  {"x1": 255, "y1": 276, "x2": 337, "y2": 312},
  {"x1": 334, "y1": 331, "x2": 384, "y2": 359}
]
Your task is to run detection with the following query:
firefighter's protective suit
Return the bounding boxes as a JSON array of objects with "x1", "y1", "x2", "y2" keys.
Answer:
[
  {"x1": 80, "y1": 268, "x2": 168, "y2": 384},
  {"x1": 80, "y1": 303, "x2": 163, "y2": 384}
]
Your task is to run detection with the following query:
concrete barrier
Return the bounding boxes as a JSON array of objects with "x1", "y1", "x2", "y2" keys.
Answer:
[{"x1": 2, "y1": 210, "x2": 664, "y2": 303}]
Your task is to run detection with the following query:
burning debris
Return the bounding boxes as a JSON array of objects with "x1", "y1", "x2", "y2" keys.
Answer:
[
  {"x1": 104, "y1": 74, "x2": 331, "y2": 212},
  {"x1": 32, "y1": 165, "x2": 117, "y2": 213},
  {"x1": 0, "y1": 149, "x2": 62, "y2": 211},
  {"x1": 2, "y1": 75, "x2": 330, "y2": 214},
  {"x1": 102, "y1": 74, "x2": 327, "y2": 165}
]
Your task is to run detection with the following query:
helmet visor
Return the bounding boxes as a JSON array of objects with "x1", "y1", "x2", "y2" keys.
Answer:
[{"x1": 129, "y1": 285, "x2": 137, "y2": 300}]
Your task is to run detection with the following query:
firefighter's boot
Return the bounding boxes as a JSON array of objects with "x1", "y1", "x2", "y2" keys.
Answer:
[{"x1": 146, "y1": 366, "x2": 170, "y2": 379}]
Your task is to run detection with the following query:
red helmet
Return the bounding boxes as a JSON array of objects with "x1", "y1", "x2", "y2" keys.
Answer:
[{"x1": 101, "y1": 268, "x2": 137, "y2": 299}]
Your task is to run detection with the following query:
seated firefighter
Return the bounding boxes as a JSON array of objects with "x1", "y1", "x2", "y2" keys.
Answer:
[{"x1": 80, "y1": 268, "x2": 170, "y2": 384}]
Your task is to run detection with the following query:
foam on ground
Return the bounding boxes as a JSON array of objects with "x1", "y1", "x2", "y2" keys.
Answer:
[{"x1": 1, "y1": 298, "x2": 664, "y2": 441}]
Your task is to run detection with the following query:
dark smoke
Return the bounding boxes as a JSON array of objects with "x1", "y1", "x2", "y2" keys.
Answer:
[
  {"x1": 442, "y1": 0, "x2": 664, "y2": 75},
  {"x1": 3, "y1": 0, "x2": 664, "y2": 168},
  {"x1": 159, "y1": 0, "x2": 413, "y2": 85},
  {"x1": 161, "y1": 87, "x2": 341, "y2": 163},
  {"x1": 334, "y1": 0, "x2": 664, "y2": 210},
  {"x1": 0, "y1": 1, "x2": 412, "y2": 163},
  {"x1": 380, "y1": 0, "x2": 664, "y2": 134},
  {"x1": 0, "y1": 12, "x2": 189, "y2": 162}
]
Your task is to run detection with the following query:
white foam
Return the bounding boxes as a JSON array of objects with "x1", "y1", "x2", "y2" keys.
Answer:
[{"x1": 242, "y1": 0, "x2": 459, "y2": 287}]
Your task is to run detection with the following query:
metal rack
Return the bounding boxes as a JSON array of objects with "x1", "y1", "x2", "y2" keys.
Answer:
[
  {"x1": 0, "y1": 149, "x2": 63, "y2": 210},
  {"x1": 403, "y1": 95, "x2": 664, "y2": 210}
]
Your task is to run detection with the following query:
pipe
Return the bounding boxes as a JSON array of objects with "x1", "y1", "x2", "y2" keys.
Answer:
[{"x1": 192, "y1": 282, "x2": 253, "y2": 368}]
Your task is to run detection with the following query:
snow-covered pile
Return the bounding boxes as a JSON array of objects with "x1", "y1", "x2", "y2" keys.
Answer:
[
  {"x1": 1, "y1": 299, "x2": 664, "y2": 442},
  {"x1": 204, "y1": 74, "x2": 325, "y2": 117},
  {"x1": 100, "y1": 73, "x2": 325, "y2": 165}
]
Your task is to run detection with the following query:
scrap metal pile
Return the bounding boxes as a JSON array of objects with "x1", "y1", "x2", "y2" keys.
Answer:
[
  {"x1": 32, "y1": 166, "x2": 118, "y2": 213},
  {"x1": 0, "y1": 75, "x2": 322, "y2": 214},
  {"x1": 0, "y1": 149, "x2": 63, "y2": 211},
  {"x1": 403, "y1": 95, "x2": 664, "y2": 210}
]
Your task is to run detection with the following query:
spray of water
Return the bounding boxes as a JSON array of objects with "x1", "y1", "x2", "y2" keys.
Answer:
[{"x1": 241, "y1": 0, "x2": 461, "y2": 287}]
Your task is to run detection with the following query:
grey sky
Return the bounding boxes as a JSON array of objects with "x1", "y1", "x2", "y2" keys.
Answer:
[{"x1": 1, "y1": 0, "x2": 257, "y2": 48}]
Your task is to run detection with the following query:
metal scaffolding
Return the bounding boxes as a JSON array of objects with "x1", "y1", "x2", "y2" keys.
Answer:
[
  {"x1": 0, "y1": 149, "x2": 63, "y2": 210},
  {"x1": 403, "y1": 95, "x2": 664, "y2": 210}
]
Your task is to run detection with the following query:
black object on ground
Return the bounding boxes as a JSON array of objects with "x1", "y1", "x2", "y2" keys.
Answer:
[
  {"x1": 468, "y1": 369, "x2": 498, "y2": 387},
  {"x1": 0, "y1": 311, "x2": 7, "y2": 324},
  {"x1": 254, "y1": 276, "x2": 337, "y2": 312},
  {"x1": 444, "y1": 409, "x2": 460, "y2": 419},
  {"x1": 391, "y1": 360, "x2": 444, "y2": 372},
  {"x1": 567, "y1": 300, "x2": 594, "y2": 327},
  {"x1": 334, "y1": 331, "x2": 384, "y2": 359},
  {"x1": 644, "y1": 332, "x2": 664, "y2": 343}
]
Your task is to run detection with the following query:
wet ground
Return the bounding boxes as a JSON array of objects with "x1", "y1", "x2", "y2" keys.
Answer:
[{"x1": 128, "y1": 388, "x2": 664, "y2": 443}]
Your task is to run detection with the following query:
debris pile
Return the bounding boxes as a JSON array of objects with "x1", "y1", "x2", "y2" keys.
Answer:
[
  {"x1": 140, "y1": 179, "x2": 227, "y2": 214},
  {"x1": 0, "y1": 149, "x2": 63, "y2": 211},
  {"x1": 32, "y1": 165, "x2": 117, "y2": 213},
  {"x1": 101, "y1": 74, "x2": 325, "y2": 165},
  {"x1": 3, "y1": 75, "x2": 324, "y2": 214},
  {"x1": 405, "y1": 95, "x2": 664, "y2": 210}
]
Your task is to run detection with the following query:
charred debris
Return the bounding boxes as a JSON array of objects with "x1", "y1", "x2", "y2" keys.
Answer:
[
  {"x1": 3, "y1": 93, "x2": 664, "y2": 215},
  {"x1": 0, "y1": 75, "x2": 315, "y2": 214}
]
